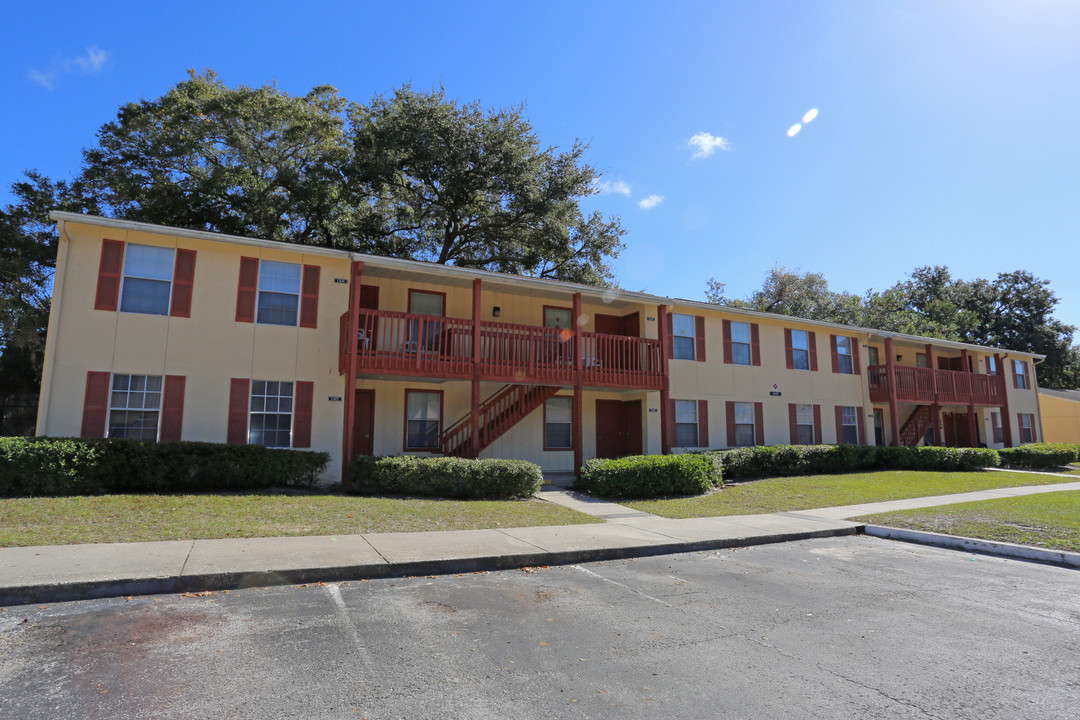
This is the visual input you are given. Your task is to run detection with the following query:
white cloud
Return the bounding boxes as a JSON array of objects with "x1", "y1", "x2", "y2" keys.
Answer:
[
  {"x1": 638, "y1": 195, "x2": 664, "y2": 210},
  {"x1": 593, "y1": 178, "x2": 632, "y2": 196},
  {"x1": 687, "y1": 132, "x2": 730, "y2": 160},
  {"x1": 28, "y1": 46, "x2": 110, "y2": 90}
]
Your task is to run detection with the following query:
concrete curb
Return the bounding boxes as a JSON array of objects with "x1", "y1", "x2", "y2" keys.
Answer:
[
  {"x1": 864, "y1": 525, "x2": 1080, "y2": 570},
  {"x1": 0, "y1": 524, "x2": 862, "y2": 607}
]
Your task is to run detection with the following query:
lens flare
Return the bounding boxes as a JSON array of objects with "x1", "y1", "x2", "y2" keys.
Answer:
[
  {"x1": 787, "y1": 123, "x2": 802, "y2": 138},
  {"x1": 802, "y1": 108, "x2": 819, "y2": 124}
]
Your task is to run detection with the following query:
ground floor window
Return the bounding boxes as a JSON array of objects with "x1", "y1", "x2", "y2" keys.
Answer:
[
  {"x1": 249, "y1": 380, "x2": 293, "y2": 448},
  {"x1": 544, "y1": 396, "x2": 572, "y2": 449},
  {"x1": 794, "y1": 404, "x2": 815, "y2": 445},
  {"x1": 675, "y1": 400, "x2": 700, "y2": 447},
  {"x1": 1018, "y1": 413, "x2": 1035, "y2": 443},
  {"x1": 992, "y1": 412, "x2": 1003, "y2": 443},
  {"x1": 406, "y1": 390, "x2": 442, "y2": 451},
  {"x1": 733, "y1": 402, "x2": 756, "y2": 447},
  {"x1": 108, "y1": 374, "x2": 162, "y2": 440},
  {"x1": 839, "y1": 406, "x2": 859, "y2": 445}
]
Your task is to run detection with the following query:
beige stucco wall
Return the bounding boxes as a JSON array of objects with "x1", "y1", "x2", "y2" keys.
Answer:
[{"x1": 1037, "y1": 392, "x2": 1080, "y2": 444}]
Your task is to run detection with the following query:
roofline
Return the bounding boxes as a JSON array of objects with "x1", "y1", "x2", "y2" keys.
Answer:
[{"x1": 49, "y1": 211, "x2": 1045, "y2": 360}]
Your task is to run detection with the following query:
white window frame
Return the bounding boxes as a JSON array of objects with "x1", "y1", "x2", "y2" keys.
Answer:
[
  {"x1": 672, "y1": 313, "x2": 696, "y2": 361},
  {"x1": 734, "y1": 402, "x2": 756, "y2": 447},
  {"x1": 249, "y1": 380, "x2": 294, "y2": 448},
  {"x1": 841, "y1": 406, "x2": 859, "y2": 444},
  {"x1": 792, "y1": 330, "x2": 810, "y2": 370},
  {"x1": 867, "y1": 346, "x2": 879, "y2": 367},
  {"x1": 731, "y1": 321, "x2": 752, "y2": 366},
  {"x1": 674, "y1": 399, "x2": 699, "y2": 448},
  {"x1": 1019, "y1": 413, "x2": 1034, "y2": 443},
  {"x1": 405, "y1": 390, "x2": 442, "y2": 451},
  {"x1": 544, "y1": 396, "x2": 573, "y2": 450},
  {"x1": 256, "y1": 260, "x2": 302, "y2": 327},
  {"x1": 107, "y1": 373, "x2": 163, "y2": 441},
  {"x1": 1014, "y1": 360, "x2": 1028, "y2": 389},
  {"x1": 837, "y1": 336, "x2": 854, "y2": 374},
  {"x1": 795, "y1": 404, "x2": 814, "y2": 445},
  {"x1": 119, "y1": 244, "x2": 175, "y2": 316}
]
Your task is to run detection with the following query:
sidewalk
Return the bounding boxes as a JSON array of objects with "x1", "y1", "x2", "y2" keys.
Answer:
[{"x1": 3, "y1": 480, "x2": 1079, "y2": 607}]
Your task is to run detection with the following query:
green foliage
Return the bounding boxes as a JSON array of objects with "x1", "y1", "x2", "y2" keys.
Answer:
[
  {"x1": 577, "y1": 454, "x2": 721, "y2": 498},
  {"x1": 0, "y1": 437, "x2": 328, "y2": 497},
  {"x1": 710, "y1": 445, "x2": 999, "y2": 480},
  {"x1": 997, "y1": 443, "x2": 1080, "y2": 469},
  {"x1": 348, "y1": 455, "x2": 542, "y2": 500}
]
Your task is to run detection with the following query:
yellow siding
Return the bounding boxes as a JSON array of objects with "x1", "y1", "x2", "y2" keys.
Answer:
[{"x1": 1038, "y1": 393, "x2": 1080, "y2": 444}]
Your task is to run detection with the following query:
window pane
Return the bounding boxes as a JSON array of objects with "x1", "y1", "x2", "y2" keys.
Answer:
[
  {"x1": 672, "y1": 314, "x2": 695, "y2": 337},
  {"x1": 125, "y1": 244, "x2": 174, "y2": 281},
  {"x1": 796, "y1": 425, "x2": 814, "y2": 445},
  {"x1": 791, "y1": 330, "x2": 808, "y2": 350},
  {"x1": 257, "y1": 291, "x2": 299, "y2": 326},
  {"x1": 735, "y1": 424, "x2": 755, "y2": 447},
  {"x1": 673, "y1": 336, "x2": 695, "y2": 360},
  {"x1": 546, "y1": 397, "x2": 571, "y2": 424},
  {"x1": 544, "y1": 307, "x2": 572, "y2": 329},
  {"x1": 916, "y1": 354, "x2": 928, "y2": 368},
  {"x1": 838, "y1": 354, "x2": 854, "y2": 374},
  {"x1": 867, "y1": 347, "x2": 879, "y2": 366},
  {"x1": 120, "y1": 277, "x2": 171, "y2": 315},
  {"x1": 796, "y1": 404, "x2": 814, "y2": 424},
  {"x1": 546, "y1": 423, "x2": 571, "y2": 449},
  {"x1": 108, "y1": 410, "x2": 159, "y2": 441},
  {"x1": 792, "y1": 348, "x2": 810, "y2": 370},
  {"x1": 675, "y1": 423, "x2": 698, "y2": 447},
  {"x1": 407, "y1": 391, "x2": 440, "y2": 420},
  {"x1": 259, "y1": 260, "x2": 302, "y2": 294},
  {"x1": 734, "y1": 402, "x2": 754, "y2": 425},
  {"x1": 674, "y1": 400, "x2": 697, "y2": 424},
  {"x1": 836, "y1": 336, "x2": 851, "y2": 354},
  {"x1": 732, "y1": 343, "x2": 751, "y2": 365},
  {"x1": 407, "y1": 419, "x2": 439, "y2": 449},
  {"x1": 731, "y1": 321, "x2": 750, "y2": 344},
  {"x1": 249, "y1": 380, "x2": 294, "y2": 448},
  {"x1": 410, "y1": 291, "x2": 445, "y2": 317},
  {"x1": 843, "y1": 426, "x2": 859, "y2": 445},
  {"x1": 842, "y1": 406, "x2": 858, "y2": 425}
]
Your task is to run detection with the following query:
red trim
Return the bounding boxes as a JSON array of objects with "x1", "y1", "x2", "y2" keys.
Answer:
[
  {"x1": 169, "y1": 249, "x2": 196, "y2": 318},
  {"x1": 160, "y1": 375, "x2": 186, "y2": 441},
  {"x1": 543, "y1": 395, "x2": 574, "y2": 450},
  {"x1": 857, "y1": 407, "x2": 866, "y2": 445},
  {"x1": 725, "y1": 401, "x2": 736, "y2": 447},
  {"x1": 403, "y1": 388, "x2": 444, "y2": 452},
  {"x1": 853, "y1": 341, "x2": 861, "y2": 375},
  {"x1": 784, "y1": 329, "x2": 794, "y2": 370},
  {"x1": 830, "y1": 334, "x2": 840, "y2": 373},
  {"x1": 697, "y1": 399, "x2": 709, "y2": 448},
  {"x1": 80, "y1": 371, "x2": 111, "y2": 438},
  {"x1": 94, "y1": 239, "x2": 125, "y2": 311},
  {"x1": 754, "y1": 402, "x2": 764, "y2": 446},
  {"x1": 695, "y1": 316, "x2": 707, "y2": 362},
  {"x1": 750, "y1": 323, "x2": 760, "y2": 366},
  {"x1": 293, "y1": 381, "x2": 314, "y2": 448},
  {"x1": 835, "y1": 406, "x2": 845, "y2": 445},
  {"x1": 227, "y1": 378, "x2": 249, "y2": 444},
  {"x1": 235, "y1": 257, "x2": 258, "y2": 323},
  {"x1": 408, "y1": 288, "x2": 447, "y2": 316},
  {"x1": 722, "y1": 319, "x2": 733, "y2": 364},
  {"x1": 664, "y1": 312, "x2": 674, "y2": 360},
  {"x1": 788, "y1": 403, "x2": 798, "y2": 444},
  {"x1": 808, "y1": 332, "x2": 818, "y2": 371},
  {"x1": 666, "y1": 397, "x2": 677, "y2": 449},
  {"x1": 299, "y1": 265, "x2": 320, "y2": 328},
  {"x1": 342, "y1": 261, "x2": 365, "y2": 485},
  {"x1": 813, "y1": 404, "x2": 822, "y2": 444}
]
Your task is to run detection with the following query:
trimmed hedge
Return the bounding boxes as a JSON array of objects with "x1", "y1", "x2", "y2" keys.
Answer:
[
  {"x1": 577, "y1": 454, "x2": 722, "y2": 498},
  {"x1": 348, "y1": 455, "x2": 543, "y2": 500},
  {"x1": 0, "y1": 437, "x2": 329, "y2": 497},
  {"x1": 712, "y1": 444, "x2": 999, "y2": 480},
  {"x1": 998, "y1": 443, "x2": 1080, "y2": 469}
]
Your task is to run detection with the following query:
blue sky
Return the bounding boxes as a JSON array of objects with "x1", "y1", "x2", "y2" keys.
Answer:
[{"x1": 3, "y1": 1, "x2": 1079, "y2": 334}]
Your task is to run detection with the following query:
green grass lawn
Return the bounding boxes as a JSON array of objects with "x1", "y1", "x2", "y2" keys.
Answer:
[
  {"x1": 0, "y1": 493, "x2": 602, "y2": 547},
  {"x1": 622, "y1": 470, "x2": 1080, "y2": 519},
  {"x1": 857, "y1": 490, "x2": 1080, "y2": 553}
]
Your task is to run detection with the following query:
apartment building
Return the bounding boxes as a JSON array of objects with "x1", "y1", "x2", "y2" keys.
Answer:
[{"x1": 36, "y1": 213, "x2": 1045, "y2": 481}]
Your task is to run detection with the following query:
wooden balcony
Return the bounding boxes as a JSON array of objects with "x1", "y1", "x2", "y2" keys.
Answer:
[
  {"x1": 868, "y1": 365, "x2": 1006, "y2": 406},
  {"x1": 339, "y1": 309, "x2": 664, "y2": 390}
]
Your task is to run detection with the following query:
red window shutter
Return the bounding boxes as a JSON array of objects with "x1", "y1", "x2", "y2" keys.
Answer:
[
  {"x1": 293, "y1": 381, "x2": 314, "y2": 448},
  {"x1": 94, "y1": 239, "x2": 125, "y2": 311},
  {"x1": 835, "y1": 406, "x2": 845, "y2": 445},
  {"x1": 1024, "y1": 362, "x2": 1030, "y2": 389},
  {"x1": 697, "y1": 399, "x2": 709, "y2": 448},
  {"x1": 857, "y1": 407, "x2": 866, "y2": 445},
  {"x1": 695, "y1": 316, "x2": 706, "y2": 362},
  {"x1": 788, "y1": 404, "x2": 798, "y2": 444},
  {"x1": 784, "y1": 329, "x2": 794, "y2": 370},
  {"x1": 299, "y1": 265, "x2": 320, "y2": 329},
  {"x1": 754, "y1": 402, "x2": 764, "y2": 446},
  {"x1": 227, "y1": 378, "x2": 250, "y2": 444},
  {"x1": 80, "y1": 371, "x2": 111, "y2": 438},
  {"x1": 160, "y1": 375, "x2": 186, "y2": 441},
  {"x1": 722, "y1": 320, "x2": 733, "y2": 364},
  {"x1": 665, "y1": 313, "x2": 673, "y2": 359},
  {"x1": 750, "y1": 323, "x2": 760, "y2": 366},
  {"x1": 667, "y1": 398, "x2": 677, "y2": 449},
  {"x1": 1012, "y1": 361, "x2": 1019, "y2": 389},
  {"x1": 725, "y1": 401, "x2": 736, "y2": 447},
  {"x1": 830, "y1": 335, "x2": 840, "y2": 373},
  {"x1": 1017, "y1": 413, "x2": 1023, "y2": 442},
  {"x1": 852, "y1": 340, "x2": 861, "y2": 375},
  {"x1": 169, "y1": 249, "x2": 196, "y2": 318},
  {"x1": 813, "y1": 405, "x2": 822, "y2": 444},
  {"x1": 808, "y1": 332, "x2": 818, "y2": 371},
  {"x1": 235, "y1": 257, "x2": 259, "y2": 323}
]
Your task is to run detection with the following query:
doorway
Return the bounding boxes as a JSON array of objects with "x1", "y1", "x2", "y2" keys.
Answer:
[
  {"x1": 941, "y1": 412, "x2": 972, "y2": 448},
  {"x1": 350, "y1": 389, "x2": 376, "y2": 461},
  {"x1": 595, "y1": 399, "x2": 643, "y2": 459}
]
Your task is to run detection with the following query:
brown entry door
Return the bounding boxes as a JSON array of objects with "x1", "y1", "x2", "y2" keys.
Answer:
[
  {"x1": 351, "y1": 389, "x2": 375, "y2": 461},
  {"x1": 595, "y1": 399, "x2": 643, "y2": 459}
]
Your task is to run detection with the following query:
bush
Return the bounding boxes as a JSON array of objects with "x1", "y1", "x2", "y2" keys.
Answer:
[
  {"x1": 709, "y1": 444, "x2": 999, "y2": 481},
  {"x1": 998, "y1": 443, "x2": 1080, "y2": 469},
  {"x1": 0, "y1": 437, "x2": 329, "y2": 497},
  {"x1": 577, "y1": 454, "x2": 721, "y2": 498},
  {"x1": 348, "y1": 455, "x2": 543, "y2": 500}
]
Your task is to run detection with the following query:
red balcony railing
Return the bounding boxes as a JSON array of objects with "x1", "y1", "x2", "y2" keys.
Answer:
[
  {"x1": 868, "y1": 365, "x2": 1006, "y2": 406},
  {"x1": 340, "y1": 309, "x2": 664, "y2": 390}
]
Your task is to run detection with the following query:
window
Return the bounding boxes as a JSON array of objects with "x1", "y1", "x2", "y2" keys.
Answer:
[
  {"x1": 544, "y1": 396, "x2": 572, "y2": 449},
  {"x1": 916, "y1": 353, "x2": 928, "y2": 369},
  {"x1": 405, "y1": 390, "x2": 441, "y2": 451},
  {"x1": 791, "y1": 330, "x2": 810, "y2": 370},
  {"x1": 730, "y1": 321, "x2": 751, "y2": 365},
  {"x1": 108, "y1": 374, "x2": 162, "y2": 440},
  {"x1": 992, "y1": 412, "x2": 1003, "y2": 444},
  {"x1": 1019, "y1": 413, "x2": 1035, "y2": 443},
  {"x1": 257, "y1": 260, "x2": 302, "y2": 326},
  {"x1": 249, "y1": 381, "x2": 293, "y2": 448},
  {"x1": 733, "y1": 402, "x2": 756, "y2": 447},
  {"x1": 543, "y1": 307, "x2": 572, "y2": 329},
  {"x1": 840, "y1": 406, "x2": 859, "y2": 445},
  {"x1": 867, "y1": 346, "x2": 880, "y2": 367},
  {"x1": 1014, "y1": 360, "x2": 1028, "y2": 389},
  {"x1": 120, "y1": 244, "x2": 174, "y2": 315},
  {"x1": 672, "y1": 313, "x2": 696, "y2": 360},
  {"x1": 987, "y1": 356, "x2": 997, "y2": 374},
  {"x1": 674, "y1": 400, "x2": 699, "y2": 447},
  {"x1": 409, "y1": 291, "x2": 445, "y2": 352},
  {"x1": 794, "y1": 404, "x2": 815, "y2": 444},
  {"x1": 836, "y1": 336, "x2": 854, "y2": 374}
]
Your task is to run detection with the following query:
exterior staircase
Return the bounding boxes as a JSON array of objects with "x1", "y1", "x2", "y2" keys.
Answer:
[
  {"x1": 898, "y1": 405, "x2": 934, "y2": 447},
  {"x1": 441, "y1": 384, "x2": 561, "y2": 457}
]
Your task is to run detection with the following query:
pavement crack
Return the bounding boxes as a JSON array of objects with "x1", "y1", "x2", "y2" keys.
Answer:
[
  {"x1": 177, "y1": 540, "x2": 196, "y2": 577},
  {"x1": 358, "y1": 534, "x2": 389, "y2": 565},
  {"x1": 495, "y1": 529, "x2": 548, "y2": 553}
]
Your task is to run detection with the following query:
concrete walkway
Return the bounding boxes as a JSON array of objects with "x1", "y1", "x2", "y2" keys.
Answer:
[{"x1": 3, "y1": 480, "x2": 1079, "y2": 607}]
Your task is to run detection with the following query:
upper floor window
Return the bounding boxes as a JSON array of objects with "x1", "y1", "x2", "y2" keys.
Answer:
[
  {"x1": 544, "y1": 307, "x2": 572, "y2": 329},
  {"x1": 120, "y1": 244, "x2": 175, "y2": 315},
  {"x1": 1014, "y1": 360, "x2": 1029, "y2": 389},
  {"x1": 791, "y1": 330, "x2": 810, "y2": 370},
  {"x1": 836, "y1": 336, "x2": 854, "y2": 374},
  {"x1": 672, "y1": 313, "x2": 696, "y2": 360},
  {"x1": 987, "y1": 356, "x2": 997, "y2": 374},
  {"x1": 867, "y1": 346, "x2": 880, "y2": 367},
  {"x1": 256, "y1": 260, "x2": 302, "y2": 326},
  {"x1": 109, "y1": 374, "x2": 162, "y2": 440},
  {"x1": 730, "y1": 321, "x2": 752, "y2": 365}
]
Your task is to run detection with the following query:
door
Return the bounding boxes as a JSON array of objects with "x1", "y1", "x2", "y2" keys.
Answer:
[
  {"x1": 595, "y1": 399, "x2": 642, "y2": 459},
  {"x1": 954, "y1": 413, "x2": 972, "y2": 447},
  {"x1": 873, "y1": 408, "x2": 885, "y2": 446},
  {"x1": 358, "y1": 285, "x2": 379, "y2": 353},
  {"x1": 351, "y1": 389, "x2": 375, "y2": 461}
]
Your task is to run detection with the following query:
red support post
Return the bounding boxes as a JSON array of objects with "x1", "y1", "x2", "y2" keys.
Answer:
[
  {"x1": 996, "y1": 353, "x2": 1014, "y2": 447},
  {"x1": 471, "y1": 279, "x2": 482, "y2": 457},
  {"x1": 342, "y1": 261, "x2": 364, "y2": 486},
  {"x1": 925, "y1": 343, "x2": 939, "y2": 446},
  {"x1": 573, "y1": 293, "x2": 584, "y2": 476},
  {"x1": 884, "y1": 337, "x2": 900, "y2": 446},
  {"x1": 658, "y1": 304, "x2": 671, "y2": 454}
]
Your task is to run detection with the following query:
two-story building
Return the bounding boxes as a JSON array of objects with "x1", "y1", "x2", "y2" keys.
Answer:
[{"x1": 36, "y1": 213, "x2": 1045, "y2": 482}]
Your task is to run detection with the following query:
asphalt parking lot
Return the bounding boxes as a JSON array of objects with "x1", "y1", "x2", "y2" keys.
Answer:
[{"x1": 2, "y1": 535, "x2": 1078, "y2": 719}]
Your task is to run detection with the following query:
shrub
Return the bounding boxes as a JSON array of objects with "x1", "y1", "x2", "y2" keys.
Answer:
[
  {"x1": 348, "y1": 455, "x2": 543, "y2": 500},
  {"x1": 577, "y1": 454, "x2": 721, "y2": 498},
  {"x1": 998, "y1": 443, "x2": 1080, "y2": 469},
  {"x1": 0, "y1": 437, "x2": 329, "y2": 497},
  {"x1": 709, "y1": 444, "x2": 998, "y2": 481}
]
